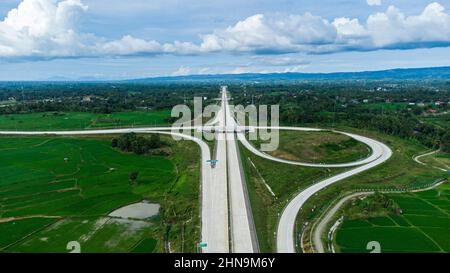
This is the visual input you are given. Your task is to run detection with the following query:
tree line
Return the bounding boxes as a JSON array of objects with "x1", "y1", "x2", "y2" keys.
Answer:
[{"x1": 112, "y1": 133, "x2": 166, "y2": 155}]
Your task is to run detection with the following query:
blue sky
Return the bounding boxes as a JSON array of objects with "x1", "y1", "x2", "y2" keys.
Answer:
[{"x1": 0, "y1": 0, "x2": 450, "y2": 80}]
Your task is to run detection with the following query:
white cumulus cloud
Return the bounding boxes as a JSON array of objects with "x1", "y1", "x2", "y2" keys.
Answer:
[
  {"x1": 1, "y1": 0, "x2": 450, "y2": 59},
  {"x1": 0, "y1": 0, "x2": 90, "y2": 57},
  {"x1": 0, "y1": 0, "x2": 198, "y2": 58},
  {"x1": 199, "y1": 13, "x2": 337, "y2": 54},
  {"x1": 199, "y1": 2, "x2": 450, "y2": 54},
  {"x1": 366, "y1": 3, "x2": 450, "y2": 48}
]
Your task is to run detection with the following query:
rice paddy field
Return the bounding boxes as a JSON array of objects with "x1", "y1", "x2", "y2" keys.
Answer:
[
  {"x1": 0, "y1": 110, "x2": 172, "y2": 131},
  {"x1": 0, "y1": 135, "x2": 200, "y2": 253},
  {"x1": 334, "y1": 183, "x2": 450, "y2": 253}
]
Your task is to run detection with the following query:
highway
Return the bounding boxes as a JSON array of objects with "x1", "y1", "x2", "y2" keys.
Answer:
[
  {"x1": 312, "y1": 192, "x2": 370, "y2": 253},
  {"x1": 0, "y1": 88, "x2": 257, "y2": 253},
  {"x1": 275, "y1": 134, "x2": 392, "y2": 253},
  {"x1": 0, "y1": 86, "x2": 394, "y2": 254},
  {"x1": 206, "y1": 88, "x2": 230, "y2": 253},
  {"x1": 223, "y1": 87, "x2": 259, "y2": 253},
  {"x1": 238, "y1": 127, "x2": 384, "y2": 168},
  {"x1": 228, "y1": 103, "x2": 393, "y2": 253},
  {"x1": 0, "y1": 126, "x2": 229, "y2": 252},
  {"x1": 0, "y1": 127, "x2": 198, "y2": 135}
]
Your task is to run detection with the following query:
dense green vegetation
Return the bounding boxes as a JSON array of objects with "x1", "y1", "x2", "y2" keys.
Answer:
[
  {"x1": 0, "y1": 82, "x2": 220, "y2": 114},
  {"x1": 342, "y1": 193, "x2": 401, "y2": 220},
  {"x1": 0, "y1": 135, "x2": 200, "y2": 253},
  {"x1": 1, "y1": 81, "x2": 448, "y2": 144},
  {"x1": 335, "y1": 183, "x2": 450, "y2": 253},
  {"x1": 441, "y1": 133, "x2": 450, "y2": 153},
  {"x1": 228, "y1": 83, "x2": 449, "y2": 152},
  {"x1": 421, "y1": 113, "x2": 450, "y2": 130},
  {"x1": 112, "y1": 133, "x2": 166, "y2": 155}
]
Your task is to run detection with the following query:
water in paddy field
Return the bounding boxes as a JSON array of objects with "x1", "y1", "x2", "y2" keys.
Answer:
[{"x1": 109, "y1": 202, "x2": 160, "y2": 220}]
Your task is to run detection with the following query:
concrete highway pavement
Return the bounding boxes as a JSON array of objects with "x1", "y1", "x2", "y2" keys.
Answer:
[
  {"x1": 139, "y1": 132, "x2": 225, "y2": 252},
  {"x1": 312, "y1": 192, "x2": 370, "y2": 253},
  {"x1": 275, "y1": 135, "x2": 392, "y2": 253},
  {"x1": 223, "y1": 88, "x2": 259, "y2": 253},
  {"x1": 205, "y1": 89, "x2": 230, "y2": 253},
  {"x1": 0, "y1": 126, "x2": 198, "y2": 135}
]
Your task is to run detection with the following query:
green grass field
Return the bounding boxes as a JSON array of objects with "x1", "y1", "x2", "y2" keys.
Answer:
[
  {"x1": 251, "y1": 130, "x2": 371, "y2": 164},
  {"x1": 335, "y1": 183, "x2": 450, "y2": 253},
  {"x1": 0, "y1": 135, "x2": 200, "y2": 253},
  {"x1": 297, "y1": 127, "x2": 449, "y2": 252},
  {"x1": 0, "y1": 110, "x2": 172, "y2": 131}
]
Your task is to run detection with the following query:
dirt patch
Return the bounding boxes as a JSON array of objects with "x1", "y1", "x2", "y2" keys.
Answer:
[
  {"x1": 268, "y1": 150, "x2": 300, "y2": 161},
  {"x1": 0, "y1": 215, "x2": 61, "y2": 224}
]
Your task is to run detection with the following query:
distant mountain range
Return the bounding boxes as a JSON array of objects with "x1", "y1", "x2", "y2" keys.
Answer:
[{"x1": 127, "y1": 66, "x2": 450, "y2": 83}]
